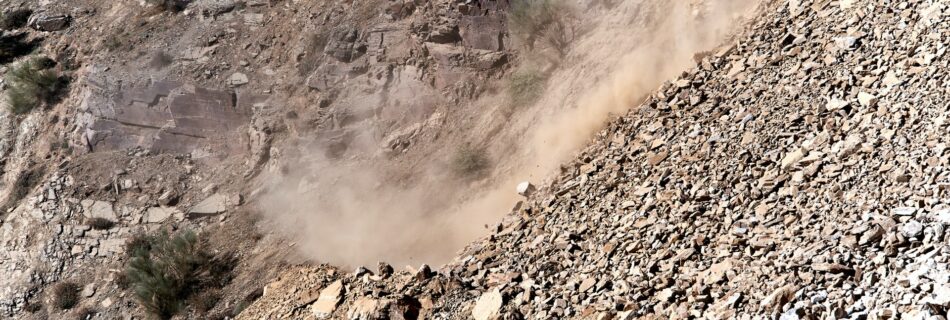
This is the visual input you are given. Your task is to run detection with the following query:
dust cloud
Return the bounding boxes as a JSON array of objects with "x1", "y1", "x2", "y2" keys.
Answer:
[{"x1": 257, "y1": 0, "x2": 759, "y2": 268}]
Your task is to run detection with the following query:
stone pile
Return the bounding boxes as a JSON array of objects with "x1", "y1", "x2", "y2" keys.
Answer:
[{"x1": 237, "y1": 0, "x2": 950, "y2": 319}]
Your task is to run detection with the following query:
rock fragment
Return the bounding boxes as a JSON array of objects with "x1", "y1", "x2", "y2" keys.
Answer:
[
  {"x1": 311, "y1": 280, "x2": 345, "y2": 318},
  {"x1": 471, "y1": 288, "x2": 503, "y2": 320}
]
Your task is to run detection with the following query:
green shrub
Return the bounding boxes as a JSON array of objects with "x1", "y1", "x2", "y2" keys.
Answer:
[
  {"x1": 451, "y1": 145, "x2": 489, "y2": 177},
  {"x1": 0, "y1": 9, "x2": 32, "y2": 30},
  {"x1": 507, "y1": 69, "x2": 546, "y2": 107},
  {"x1": 508, "y1": 0, "x2": 576, "y2": 56},
  {"x1": 52, "y1": 282, "x2": 80, "y2": 310},
  {"x1": 5, "y1": 57, "x2": 65, "y2": 114},
  {"x1": 124, "y1": 230, "x2": 234, "y2": 319},
  {"x1": 126, "y1": 230, "x2": 202, "y2": 319}
]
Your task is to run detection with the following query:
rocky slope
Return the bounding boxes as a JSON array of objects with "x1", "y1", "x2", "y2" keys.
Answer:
[
  {"x1": 237, "y1": 0, "x2": 950, "y2": 319},
  {"x1": 0, "y1": 0, "x2": 518, "y2": 318}
]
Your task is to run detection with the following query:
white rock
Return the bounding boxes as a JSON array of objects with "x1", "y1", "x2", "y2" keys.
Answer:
[
  {"x1": 311, "y1": 280, "x2": 344, "y2": 319},
  {"x1": 892, "y1": 207, "x2": 917, "y2": 216},
  {"x1": 472, "y1": 288, "x2": 503, "y2": 320},
  {"x1": 516, "y1": 182, "x2": 536, "y2": 197},
  {"x1": 229, "y1": 72, "x2": 249, "y2": 87},
  {"x1": 857, "y1": 92, "x2": 877, "y2": 107},
  {"x1": 900, "y1": 220, "x2": 924, "y2": 238},
  {"x1": 81, "y1": 200, "x2": 117, "y2": 220}
]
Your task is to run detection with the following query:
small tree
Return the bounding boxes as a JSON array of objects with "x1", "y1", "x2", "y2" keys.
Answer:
[
  {"x1": 452, "y1": 145, "x2": 489, "y2": 178},
  {"x1": 508, "y1": 0, "x2": 577, "y2": 57},
  {"x1": 126, "y1": 230, "x2": 203, "y2": 319},
  {"x1": 507, "y1": 68, "x2": 546, "y2": 107}
]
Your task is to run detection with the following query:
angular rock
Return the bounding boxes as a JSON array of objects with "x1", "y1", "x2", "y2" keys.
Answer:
[
  {"x1": 145, "y1": 206, "x2": 177, "y2": 223},
  {"x1": 516, "y1": 182, "x2": 536, "y2": 197},
  {"x1": 472, "y1": 288, "x2": 503, "y2": 320},
  {"x1": 81, "y1": 200, "x2": 117, "y2": 220},
  {"x1": 188, "y1": 194, "x2": 227, "y2": 218},
  {"x1": 229, "y1": 72, "x2": 249, "y2": 87},
  {"x1": 311, "y1": 280, "x2": 344, "y2": 319},
  {"x1": 28, "y1": 14, "x2": 70, "y2": 31}
]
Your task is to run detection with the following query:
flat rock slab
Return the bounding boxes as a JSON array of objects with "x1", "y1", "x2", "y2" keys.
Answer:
[
  {"x1": 472, "y1": 288, "x2": 503, "y2": 320},
  {"x1": 80, "y1": 77, "x2": 264, "y2": 159},
  {"x1": 311, "y1": 280, "x2": 344, "y2": 318},
  {"x1": 145, "y1": 207, "x2": 178, "y2": 223},
  {"x1": 188, "y1": 194, "x2": 227, "y2": 218},
  {"x1": 80, "y1": 200, "x2": 117, "y2": 220}
]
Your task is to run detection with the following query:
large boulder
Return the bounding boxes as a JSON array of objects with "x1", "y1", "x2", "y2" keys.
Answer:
[{"x1": 28, "y1": 14, "x2": 70, "y2": 32}]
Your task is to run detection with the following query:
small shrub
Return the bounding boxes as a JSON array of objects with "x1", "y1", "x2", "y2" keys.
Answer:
[
  {"x1": 114, "y1": 272, "x2": 130, "y2": 290},
  {"x1": 0, "y1": 9, "x2": 32, "y2": 30},
  {"x1": 188, "y1": 289, "x2": 220, "y2": 313},
  {"x1": 52, "y1": 282, "x2": 80, "y2": 310},
  {"x1": 0, "y1": 33, "x2": 41, "y2": 65},
  {"x1": 451, "y1": 145, "x2": 489, "y2": 177},
  {"x1": 507, "y1": 69, "x2": 546, "y2": 107},
  {"x1": 102, "y1": 34, "x2": 123, "y2": 52},
  {"x1": 75, "y1": 307, "x2": 97, "y2": 320},
  {"x1": 86, "y1": 217, "x2": 115, "y2": 230},
  {"x1": 146, "y1": 0, "x2": 188, "y2": 12},
  {"x1": 5, "y1": 56, "x2": 66, "y2": 114},
  {"x1": 125, "y1": 233, "x2": 153, "y2": 257},
  {"x1": 23, "y1": 301, "x2": 42, "y2": 313},
  {"x1": 126, "y1": 230, "x2": 201, "y2": 319},
  {"x1": 149, "y1": 51, "x2": 173, "y2": 69},
  {"x1": 124, "y1": 230, "x2": 232, "y2": 319},
  {"x1": 230, "y1": 301, "x2": 248, "y2": 318},
  {"x1": 508, "y1": 0, "x2": 577, "y2": 57}
]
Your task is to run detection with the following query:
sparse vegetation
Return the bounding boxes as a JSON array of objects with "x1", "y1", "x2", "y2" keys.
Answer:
[
  {"x1": 5, "y1": 56, "x2": 67, "y2": 114},
  {"x1": 103, "y1": 33, "x2": 124, "y2": 52},
  {"x1": 0, "y1": 33, "x2": 41, "y2": 65},
  {"x1": 451, "y1": 145, "x2": 489, "y2": 177},
  {"x1": 507, "y1": 68, "x2": 547, "y2": 107},
  {"x1": 86, "y1": 217, "x2": 115, "y2": 230},
  {"x1": 508, "y1": 0, "x2": 578, "y2": 57},
  {"x1": 75, "y1": 307, "x2": 97, "y2": 320},
  {"x1": 147, "y1": 0, "x2": 188, "y2": 12},
  {"x1": 52, "y1": 282, "x2": 80, "y2": 310},
  {"x1": 231, "y1": 300, "x2": 249, "y2": 318},
  {"x1": 23, "y1": 301, "x2": 42, "y2": 313},
  {"x1": 0, "y1": 9, "x2": 32, "y2": 30},
  {"x1": 124, "y1": 230, "x2": 234, "y2": 319},
  {"x1": 188, "y1": 289, "x2": 220, "y2": 313},
  {"x1": 149, "y1": 51, "x2": 174, "y2": 69}
]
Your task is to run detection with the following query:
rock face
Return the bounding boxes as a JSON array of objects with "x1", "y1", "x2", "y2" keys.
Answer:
[
  {"x1": 237, "y1": 0, "x2": 950, "y2": 319},
  {"x1": 79, "y1": 77, "x2": 261, "y2": 159}
]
